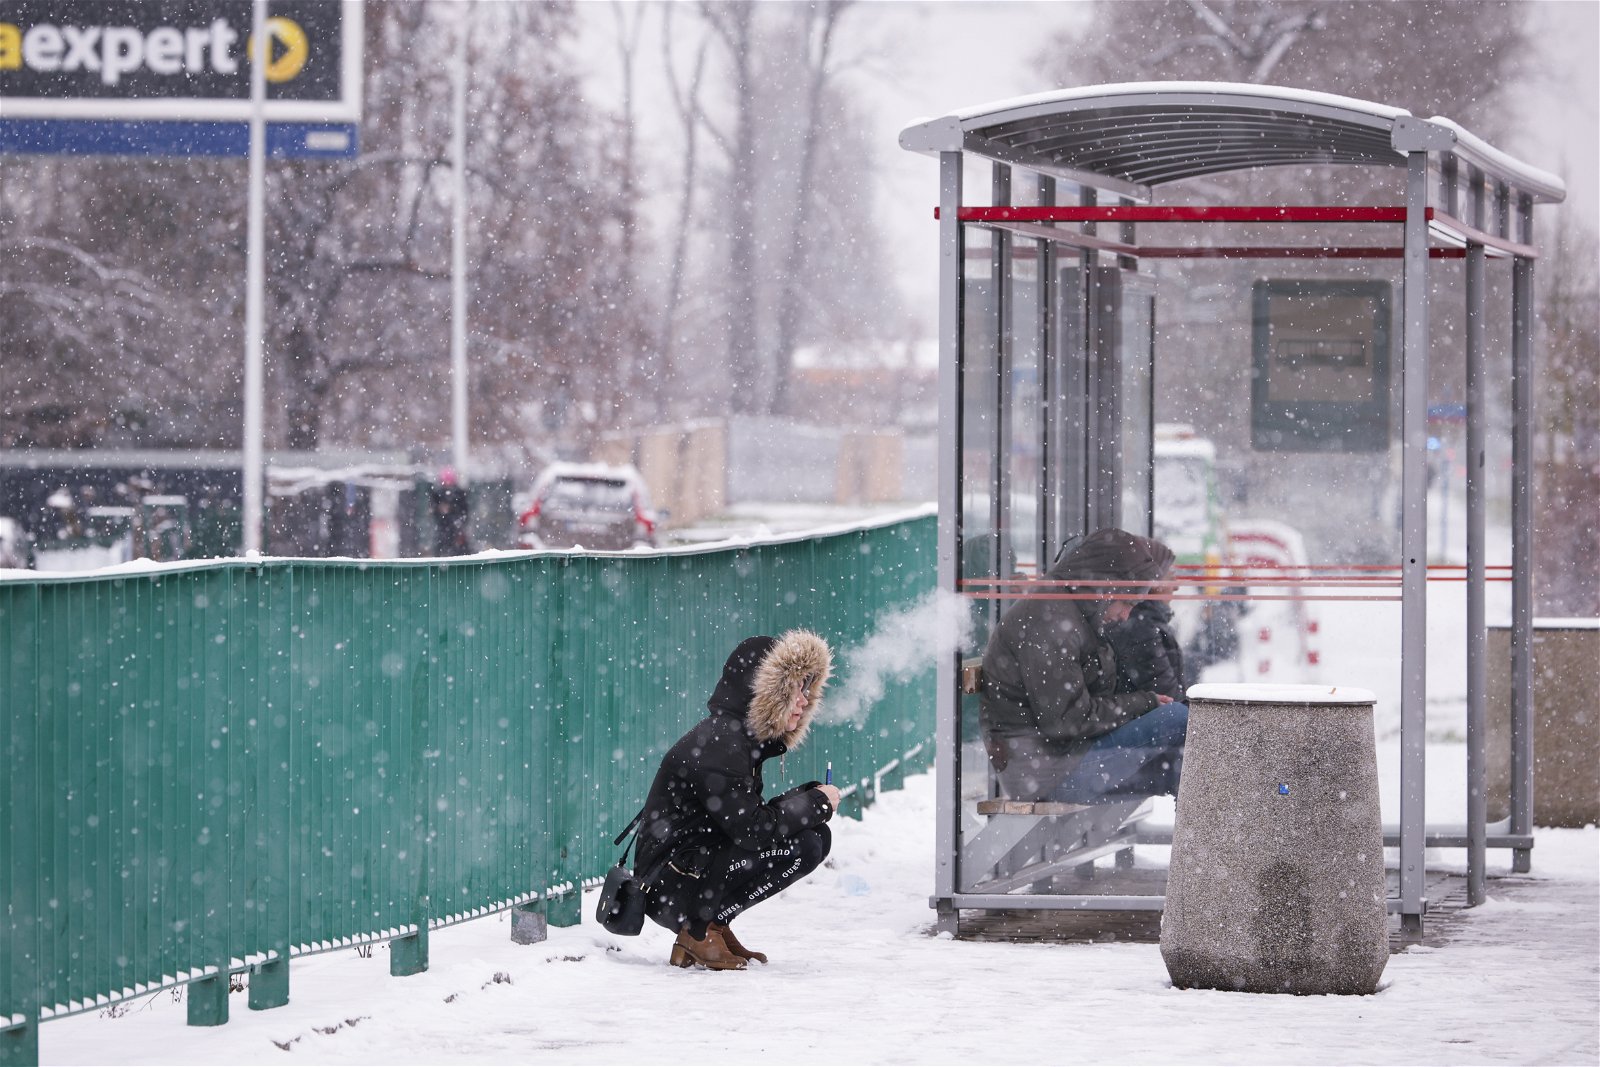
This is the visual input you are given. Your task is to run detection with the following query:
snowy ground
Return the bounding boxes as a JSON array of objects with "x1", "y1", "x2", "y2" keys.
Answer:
[{"x1": 36, "y1": 743, "x2": 1598, "y2": 1066}]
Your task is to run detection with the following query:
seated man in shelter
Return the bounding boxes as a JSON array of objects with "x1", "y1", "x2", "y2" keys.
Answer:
[{"x1": 980, "y1": 527, "x2": 1187, "y2": 802}]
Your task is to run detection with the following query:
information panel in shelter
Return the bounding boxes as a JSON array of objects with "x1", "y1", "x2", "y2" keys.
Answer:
[{"x1": 1250, "y1": 279, "x2": 1392, "y2": 452}]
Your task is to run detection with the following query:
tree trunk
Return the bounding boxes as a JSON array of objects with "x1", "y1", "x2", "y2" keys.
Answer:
[
  {"x1": 769, "y1": 3, "x2": 847, "y2": 417},
  {"x1": 282, "y1": 323, "x2": 324, "y2": 451},
  {"x1": 659, "y1": 10, "x2": 710, "y2": 406},
  {"x1": 709, "y1": 4, "x2": 762, "y2": 414}
]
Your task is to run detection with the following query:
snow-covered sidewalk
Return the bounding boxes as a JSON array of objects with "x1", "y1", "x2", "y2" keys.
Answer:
[{"x1": 37, "y1": 754, "x2": 1598, "y2": 1066}]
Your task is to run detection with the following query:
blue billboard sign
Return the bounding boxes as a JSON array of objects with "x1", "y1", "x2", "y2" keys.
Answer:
[
  {"x1": 0, "y1": 116, "x2": 356, "y2": 157},
  {"x1": 0, "y1": 0, "x2": 361, "y2": 157}
]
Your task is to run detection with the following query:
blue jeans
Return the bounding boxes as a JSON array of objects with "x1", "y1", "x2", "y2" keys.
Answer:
[{"x1": 1048, "y1": 702, "x2": 1189, "y2": 803}]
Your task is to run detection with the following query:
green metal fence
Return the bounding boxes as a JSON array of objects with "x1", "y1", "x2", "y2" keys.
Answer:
[{"x1": 1, "y1": 514, "x2": 935, "y2": 1062}]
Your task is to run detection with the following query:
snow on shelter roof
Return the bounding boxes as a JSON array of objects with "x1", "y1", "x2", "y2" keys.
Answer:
[{"x1": 899, "y1": 81, "x2": 1565, "y2": 204}]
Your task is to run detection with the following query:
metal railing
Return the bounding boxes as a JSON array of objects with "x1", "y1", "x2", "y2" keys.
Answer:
[{"x1": 1, "y1": 514, "x2": 935, "y2": 1059}]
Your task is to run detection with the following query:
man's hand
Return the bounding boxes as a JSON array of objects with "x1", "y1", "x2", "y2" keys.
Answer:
[
  {"x1": 817, "y1": 783, "x2": 842, "y2": 811},
  {"x1": 1155, "y1": 693, "x2": 1175, "y2": 705}
]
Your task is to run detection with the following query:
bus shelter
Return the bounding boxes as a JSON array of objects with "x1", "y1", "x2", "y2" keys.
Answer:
[{"x1": 900, "y1": 83, "x2": 1565, "y2": 934}]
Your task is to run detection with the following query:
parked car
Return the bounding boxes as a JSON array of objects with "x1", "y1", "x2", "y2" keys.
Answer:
[{"x1": 517, "y1": 463, "x2": 658, "y2": 550}]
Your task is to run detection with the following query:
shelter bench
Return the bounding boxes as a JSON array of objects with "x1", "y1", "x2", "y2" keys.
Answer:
[{"x1": 960, "y1": 659, "x2": 1155, "y2": 895}]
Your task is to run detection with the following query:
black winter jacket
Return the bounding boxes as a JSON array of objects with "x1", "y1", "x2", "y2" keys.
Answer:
[
  {"x1": 1107, "y1": 600, "x2": 1187, "y2": 699},
  {"x1": 634, "y1": 632, "x2": 834, "y2": 879}
]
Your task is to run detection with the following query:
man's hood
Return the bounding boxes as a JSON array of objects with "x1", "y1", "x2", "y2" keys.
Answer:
[
  {"x1": 708, "y1": 630, "x2": 833, "y2": 749},
  {"x1": 1047, "y1": 528, "x2": 1175, "y2": 628}
]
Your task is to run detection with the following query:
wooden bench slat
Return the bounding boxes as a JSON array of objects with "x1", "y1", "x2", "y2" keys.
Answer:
[
  {"x1": 976, "y1": 799, "x2": 1094, "y2": 816},
  {"x1": 960, "y1": 659, "x2": 983, "y2": 695}
]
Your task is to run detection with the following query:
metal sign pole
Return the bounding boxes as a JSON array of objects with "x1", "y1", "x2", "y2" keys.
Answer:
[{"x1": 242, "y1": 0, "x2": 267, "y2": 554}]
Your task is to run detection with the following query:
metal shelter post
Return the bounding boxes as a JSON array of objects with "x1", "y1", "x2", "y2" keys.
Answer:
[
  {"x1": 933, "y1": 150, "x2": 963, "y2": 934},
  {"x1": 1465, "y1": 172, "x2": 1488, "y2": 906},
  {"x1": 992, "y1": 165, "x2": 1013, "y2": 583},
  {"x1": 1037, "y1": 175, "x2": 1057, "y2": 568},
  {"x1": 1062, "y1": 185, "x2": 1097, "y2": 543},
  {"x1": 1398, "y1": 150, "x2": 1431, "y2": 930},
  {"x1": 1510, "y1": 194, "x2": 1536, "y2": 873}
]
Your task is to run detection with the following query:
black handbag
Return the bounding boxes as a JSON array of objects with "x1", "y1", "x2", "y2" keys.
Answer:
[
  {"x1": 596, "y1": 861, "x2": 647, "y2": 936},
  {"x1": 595, "y1": 807, "x2": 656, "y2": 936}
]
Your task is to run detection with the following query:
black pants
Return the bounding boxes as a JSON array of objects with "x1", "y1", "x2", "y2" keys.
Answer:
[{"x1": 647, "y1": 826, "x2": 831, "y2": 940}]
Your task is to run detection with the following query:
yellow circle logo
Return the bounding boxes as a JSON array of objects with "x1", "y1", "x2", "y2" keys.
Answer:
[{"x1": 247, "y1": 17, "x2": 309, "y2": 83}]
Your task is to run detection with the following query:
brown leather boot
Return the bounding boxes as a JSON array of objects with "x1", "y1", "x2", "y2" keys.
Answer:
[
  {"x1": 709, "y1": 921, "x2": 767, "y2": 964},
  {"x1": 668, "y1": 925, "x2": 747, "y2": 970}
]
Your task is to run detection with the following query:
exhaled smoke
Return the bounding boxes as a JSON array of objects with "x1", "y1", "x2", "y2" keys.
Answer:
[{"x1": 819, "y1": 589, "x2": 975, "y2": 726}]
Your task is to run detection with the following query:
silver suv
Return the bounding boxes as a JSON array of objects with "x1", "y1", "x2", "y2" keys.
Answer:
[{"x1": 516, "y1": 463, "x2": 658, "y2": 550}]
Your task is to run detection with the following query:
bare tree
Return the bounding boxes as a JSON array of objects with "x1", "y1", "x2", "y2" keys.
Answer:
[
  {"x1": 696, "y1": 1, "x2": 762, "y2": 413},
  {"x1": 0, "y1": 153, "x2": 243, "y2": 448},
  {"x1": 1035, "y1": 1, "x2": 1526, "y2": 135},
  {"x1": 658, "y1": 3, "x2": 712, "y2": 392},
  {"x1": 1534, "y1": 223, "x2": 1600, "y2": 615},
  {"x1": 0, "y1": 236, "x2": 169, "y2": 446},
  {"x1": 769, "y1": 1, "x2": 852, "y2": 416},
  {"x1": 661, "y1": 1, "x2": 892, "y2": 417},
  {"x1": 1154, "y1": 1, "x2": 1327, "y2": 83}
]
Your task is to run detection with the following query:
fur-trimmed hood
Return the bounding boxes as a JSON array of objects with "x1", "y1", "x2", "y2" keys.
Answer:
[{"x1": 707, "y1": 630, "x2": 833, "y2": 749}]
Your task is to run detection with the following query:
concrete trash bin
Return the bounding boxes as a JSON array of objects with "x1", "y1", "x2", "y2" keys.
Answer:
[{"x1": 1161, "y1": 683, "x2": 1387, "y2": 995}]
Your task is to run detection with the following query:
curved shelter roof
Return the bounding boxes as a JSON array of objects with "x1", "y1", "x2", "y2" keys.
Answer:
[{"x1": 899, "y1": 81, "x2": 1565, "y2": 205}]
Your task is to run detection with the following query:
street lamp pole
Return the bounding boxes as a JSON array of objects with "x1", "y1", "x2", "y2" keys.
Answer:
[{"x1": 242, "y1": 0, "x2": 267, "y2": 553}]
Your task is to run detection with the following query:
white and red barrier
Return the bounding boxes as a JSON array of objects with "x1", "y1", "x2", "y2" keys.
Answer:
[{"x1": 1226, "y1": 519, "x2": 1322, "y2": 684}]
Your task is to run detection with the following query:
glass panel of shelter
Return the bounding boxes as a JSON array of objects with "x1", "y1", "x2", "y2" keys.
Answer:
[
  {"x1": 958, "y1": 219, "x2": 997, "y2": 784},
  {"x1": 954, "y1": 159, "x2": 1155, "y2": 894},
  {"x1": 1120, "y1": 277, "x2": 1156, "y2": 538}
]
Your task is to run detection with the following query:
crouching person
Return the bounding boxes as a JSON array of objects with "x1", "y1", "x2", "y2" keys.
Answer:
[{"x1": 636, "y1": 630, "x2": 840, "y2": 970}]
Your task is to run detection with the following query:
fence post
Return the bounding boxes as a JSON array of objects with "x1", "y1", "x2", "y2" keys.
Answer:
[
  {"x1": 879, "y1": 758, "x2": 905, "y2": 793},
  {"x1": 0, "y1": 1017, "x2": 38, "y2": 1067},
  {"x1": 191, "y1": 570, "x2": 235, "y2": 1027},
  {"x1": 186, "y1": 974, "x2": 229, "y2": 1027},
  {"x1": 248, "y1": 959, "x2": 288, "y2": 1012},
  {"x1": 389, "y1": 928, "x2": 429, "y2": 977},
  {"x1": 247, "y1": 565, "x2": 291, "y2": 1010},
  {"x1": 546, "y1": 558, "x2": 581, "y2": 928},
  {"x1": 509, "y1": 902, "x2": 549, "y2": 945},
  {"x1": 543, "y1": 885, "x2": 582, "y2": 928},
  {"x1": 2, "y1": 587, "x2": 43, "y2": 1066},
  {"x1": 393, "y1": 639, "x2": 433, "y2": 977}
]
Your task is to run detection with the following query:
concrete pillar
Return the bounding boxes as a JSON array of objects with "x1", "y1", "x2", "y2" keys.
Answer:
[
  {"x1": 1161, "y1": 684, "x2": 1387, "y2": 996},
  {"x1": 1487, "y1": 620, "x2": 1600, "y2": 828}
]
